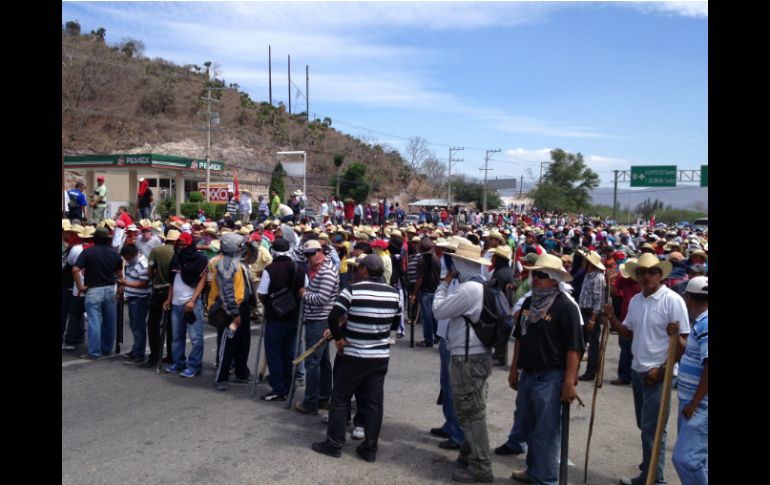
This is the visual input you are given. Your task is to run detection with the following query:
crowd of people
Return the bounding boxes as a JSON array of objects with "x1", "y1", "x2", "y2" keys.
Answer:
[{"x1": 62, "y1": 183, "x2": 708, "y2": 485}]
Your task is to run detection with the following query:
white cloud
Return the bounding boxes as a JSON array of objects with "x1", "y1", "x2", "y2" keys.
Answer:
[{"x1": 632, "y1": 1, "x2": 708, "y2": 19}]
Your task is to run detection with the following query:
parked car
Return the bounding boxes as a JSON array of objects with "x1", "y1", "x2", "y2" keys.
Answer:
[
  {"x1": 405, "y1": 214, "x2": 420, "y2": 225},
  {"x1": 692, "y1": 217, "x2": 708, "y2": 232}
]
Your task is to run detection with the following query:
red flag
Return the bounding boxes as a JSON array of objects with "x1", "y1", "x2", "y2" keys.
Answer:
[
  {"x1": 233, "y1": 169, "x2": 240, "y2": 202},
  {"x1": 650, "y1": 214, "x2": 655, "y2": 228}
]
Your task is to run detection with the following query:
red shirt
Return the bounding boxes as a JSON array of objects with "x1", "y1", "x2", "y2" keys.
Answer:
[
  {"x1": 118, "y1": 212, "x2": 133, "y2": 227},
  {"x1": 614, "y1": 276, "x2": 641, "y2": 320}
]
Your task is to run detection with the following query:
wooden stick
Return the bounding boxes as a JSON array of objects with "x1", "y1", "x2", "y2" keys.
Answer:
[
  {"x1": 292, "y1": 335, "x2": 331, "y2": 365},
  {"x1": 645, "y1": 331, "x2": 678, "y2": 485}
]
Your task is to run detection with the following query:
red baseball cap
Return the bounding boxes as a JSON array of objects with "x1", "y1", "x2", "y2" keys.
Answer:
[
  {"x1": 177, "y1": 232, "x2": 193, "y2": 245},
  {"x1": 97, "y1": 176, "x2": 105, "y2": 182}
]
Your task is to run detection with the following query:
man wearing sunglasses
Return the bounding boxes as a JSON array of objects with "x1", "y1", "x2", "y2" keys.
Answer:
[
  {"x1": 605, "y1": 253, "x2": 690, "y2": 485},
  {"x1": 508, "y1": 254, "x2": 584, "y2": 484}
]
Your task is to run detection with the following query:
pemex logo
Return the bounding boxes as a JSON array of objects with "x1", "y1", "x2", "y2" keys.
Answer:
[
  {"x1": 117, "y1": 156, "x2": 125, "y2": 166},
  {"x1": 191, "y1": 160, "x2": 198, "y2": 169}
]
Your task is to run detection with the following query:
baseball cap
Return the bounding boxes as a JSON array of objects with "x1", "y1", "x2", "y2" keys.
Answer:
[
  {"x1": 303, "y1": 240, "x2": 323, "y2": 254},
  {"x1": 685, "y1": 276, "x2": 708, "y2": 295}
]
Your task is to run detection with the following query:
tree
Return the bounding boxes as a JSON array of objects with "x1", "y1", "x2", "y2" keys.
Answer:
[
  {"x1": 270, "y1": 162, "x2": 287, "y2": 202},
  {"x1": 451, "y1": 175, "x2": 502, "y2": 211},
  {"x1": 333, "y1": 153, "x2": 345, "y2": 197},
  {"x1": 531, "y1": 148, "x2": 599, "y2": 212},
  {"x1": 403, "y1": 136, "x2": 432, "y2": 200},
  {"x1": 64, "y1": 20, "x2": 81, "y2": 36},
  {"x1": 330, "y1": 162, "x2": 370, "y2": 203},
  {"x1": 635, "y1": 198, "x2": 665, "y2": 220},
  {"x1": 119, "y1": 38, "x2": 145, "y2": 58},
  {"x1": 421, "y1": 156, "x2": 447, "y2": 197},
  {"x1": 89, "y1": 27, "x2": 106, "y2": 43}
]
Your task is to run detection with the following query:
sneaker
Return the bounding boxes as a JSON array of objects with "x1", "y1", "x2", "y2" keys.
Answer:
[
  {"x1": 610, "y1": 378, "x2": 631, "y2": 386},
  {"x1": 351, "y1": 426, "x2": 365, "y2": 440},
  {"x1": 456, "y1": 456, "x2": 469, "y2": 468},
  {"x1": 322, "y1": 414, "x2": 329, "y2": 424},
  {"x1": 430, "y1": 427, "x2": 450, "y2": 438},
  {"x1": 452, "y1": 468, "x2": 494, "y2": 483},
  {"x1": 494, "y1": 444, "x2": 525, "y2": 456},
  {"x1": 397, "y1": 333, "x2": 405, "y2": 339},
  {"x1": 79, "y1": 353, "x2": 101, "y2": 360},
  {"x1": 179, "y1": 368, "x2": 201, "y2": 378},
  {"x1": 261, "y1": 392, "x2": 288, "y2": 401},
  {"x1": 417, "y1": 341, "x2": 433, "y2": 347},
  {"x1": 355, "y1": 444, "x2": 376, "y2": 463},
  {"x1": 294, "y1": 401, "x2": 318, "y2": 415},
  {"x1": 579, "y1": 373, "x2": 595, "y2": 381},
  {"x1": 388, "y1": 337, "x2": 396, "y2": 345},
  {"x1": 123, "y1": 358, "x2": 146, "y2": 366},
  {"x1": 439, "y1": 439, "x2": 461, "y2": 450},
  {"x1": 61, "y1": 344, "x2": 76, "y2": 351},
  {"x1": 510, "y1": 468, "x2": 532, "y2": 483},
  {"x1": 215, "y1": 381, "x2": 229, "y2": 391},
  {"x1": 122, "y1": 352, "x2": 136, "y2": 360},
  {"x1": 232, "y1": 375, "x2": 254, "y2": 384},
  {"x1": 164, "y1": 364, "x2": 182, "y2": 373},
  {"x1": 311, "y1": 441, "x2": 341, "y2": 458}
]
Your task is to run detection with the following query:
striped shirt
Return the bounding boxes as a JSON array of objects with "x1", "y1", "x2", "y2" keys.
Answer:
[
  {"x1": 407, "y1": 253, "x2": 421, "y2": 284},
  {"x1": 303, "y1": 257, "x2": 340, "y2": 321},
  {"x1": 678, "y1": 311, "x2": 708, "y2": 404},
  {"x1": 124, "y1": 254, "x2": 152, "y2": 298},
  {"x1": 579, "y1": 271, "x2": 607, "y2": 313},
  {"x1": 328, "y1": 279, "x2": 401, "y2": 359}
]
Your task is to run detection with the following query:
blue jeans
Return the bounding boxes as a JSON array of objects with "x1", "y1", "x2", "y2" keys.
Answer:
[
  {"x1": 419, "y1": 292, "x2": 436, "y2": 346},
  {"x1": 301, "y1": 319, "x2": 332, "y2": 411},
  {"x1": 127, "y1": 295, "x2": 150, "y2": 359},
  {"x1": 631, "y1": 370, "x2": 671, "y2": 484},
  {"x1": 618, "y1": 336, "x2": 633, "y2": 382},
  {"x1": 84, "y1": 285, "x2": 118, "y2": 357},
  {"x1": 439, "y1": 339, "x2": 464, "y2": 445},
  {"x1": 138, "y1": 207, "x2": 152, "y2": 219},
  {"x1": 170, "y1": 299, "x2": 205, "y2": 373},
  {"x1": 672, "y1": 400, "x2": 708, "y2": 485},
  {"x1": 264, "y1": 321, "x2": 298, "y2": 396},
  {"x1": 519, "y1": 368, "x2": 565, "y2": 485},
  {"x1": 503, "y1": 378, "x2": 528, "y2": 453},
  {"x1": 340, "y1": 272, "x2": 350, "y2": 291}
]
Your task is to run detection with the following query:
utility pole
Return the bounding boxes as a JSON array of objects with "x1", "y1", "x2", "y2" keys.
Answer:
[
  {"x1": 539, "y1": 161, "x2": 550, "y2": 183},
  {"x1": 288, "y1": 55, "x2": 291, "y2": 115},
  {"x1": 306, "y1": 64, "x2": 309, "y2": 121},
  {"x1": 268, "y1": 45, "x2": 272, "y2": 105},
  {"x1": 206, "y1": 85, "x2": 212, "y2": 202},
  {"x1": 447, "y1": 147, "x2": 464, "y2": 208},
  {"x1": 519, "y1": 175, "x2": 524, "y2": 196},
  {"x1": 481, "y1": 149, "x2": 501, "y2": 212},
  {"x1": 612, "y1": 169, "x2": 619, "y2": 222}
]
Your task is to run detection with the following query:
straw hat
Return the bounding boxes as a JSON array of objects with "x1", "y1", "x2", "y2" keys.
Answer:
[
  {"x1": 448, "y1": 239, "x2": 491, "y2": 266},
  {"x1": 205, "y1": 227, "x2": 218, "y2": 236},
  {"x1": 62, "y1": 219, "x2": 72, "y2": 231},
  {"x1": 236, "y1": 227, "x2": 250, "y2": 236},
  {"x1": 67, "y1": 224, "x2": 85, "y2": 235},
  {"x1": 488, "y1": 230, "x2": 506, "y2": 244},
  {"x1": 102, "y1": 219, "x2": 116, "y2": 229},
  {"x1": 79, "y1": 226, "x2": 96, "y2": 239},
  {"x1": 151, "y1": 221, "x2": 164, "y2": 231},
  {"x1": 584, "y1": 250, "x2": 606, "y2": 271},
  {"x1": 528, "y1": 254, "x2": 573, "y2": 282},
  {"x1": 410, "y1": 236, "x2": 421, "y2": 243},
  {"x1": 623, "y1": 253, "x2": 672, "y2": 281},
  {"x1": 406, "y1": 226, "x2": 417, "y2": 234},
  {"x1": 689, "y1": 249, "x2": 708, "y2": 261},
  {"x1": 165, "y1": 229, "x2": 181, "y2": 242},
  {"x1": 209, "y1": 240, "x2": 221, "y2": 253},
  {"x1": 619, "y1": 258, "x2": 638, "y2": 279},
  {"x1": 491, "y1": 245, "x2": 512, "y2": 260},
  {"x1": 319, "y1": 232, "x2": 330, "y2": 241},
  {"x1": 244, "y1": 224, "x2": 254, "y2": 233}
]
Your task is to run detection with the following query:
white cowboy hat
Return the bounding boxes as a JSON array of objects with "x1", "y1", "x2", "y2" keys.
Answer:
[
  {"x1": 623, "y1": 253, "x2": 672, "y2": 281},
  {"x1": 584, "y1": 250, "x2": 606, "y2": 271},
  {"x1": 491, "y1": 245, "x2": 512, "y2": 260},
  {"x1": 619, "y1": 258, "x2": 638, "y2": 279},
  {"x1": 528, "y1": 253, "x2": 573, "y2": 282},
  {"x1": 448, "y1": 239, "x2": 491, "y2": 266}
]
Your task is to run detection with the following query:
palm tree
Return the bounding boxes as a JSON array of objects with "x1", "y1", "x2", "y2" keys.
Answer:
[{"x1": 333, "y1": 154, "x2": 344, "y2": 197}]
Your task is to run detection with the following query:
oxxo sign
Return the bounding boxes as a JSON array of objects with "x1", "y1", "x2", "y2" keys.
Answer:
[{"x1": 198, "y1": 183, "x2": 230, "y2": 204}]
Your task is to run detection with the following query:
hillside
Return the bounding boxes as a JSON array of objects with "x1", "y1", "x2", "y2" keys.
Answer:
[{"x1": 61, "y1": 30, "x2": 414, "y2": 202}]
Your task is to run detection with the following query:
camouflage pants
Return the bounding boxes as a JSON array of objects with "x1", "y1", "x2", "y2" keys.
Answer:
[{"x1": 449, "y1": 352, "x2": 493, "y2": 479}]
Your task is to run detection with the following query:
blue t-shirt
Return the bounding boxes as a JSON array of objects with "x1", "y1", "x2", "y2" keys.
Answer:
[
  {"x1": 67, "y1": 189, "x2": 87, "y2": 208},
  {"x1": 677, "y1": 311, "x2": 708, "y2": 404}
]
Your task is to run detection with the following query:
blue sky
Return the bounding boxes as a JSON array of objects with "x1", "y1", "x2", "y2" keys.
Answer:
[{"x1": 61, "y1": 1, "x2": 708, "y2": 189}]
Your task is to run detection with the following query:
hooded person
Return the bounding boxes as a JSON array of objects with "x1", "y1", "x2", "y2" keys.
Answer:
[
  {"x1": 208, "y1": 233, "x2": 255, "y2": 390},
  {"x1": 507, "y1": 254, "x2": 585, "y2": 484},
  {"x1": 136, "y1": 177, "x2": 153, "y2": 220},
  {"x1": 431, "y1": 239, "x2": 495, "y2": 482},
  {"x1": 163, "y1": 232, "x2": 209, "y2": 377}
]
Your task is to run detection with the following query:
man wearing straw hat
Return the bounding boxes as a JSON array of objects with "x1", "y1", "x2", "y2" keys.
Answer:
[
  {"x1": 239, "y1": 189, "x2": 253, "y2": 223},
  {"x1": 604, "y1": 253, "x2": 690, "y2": 485},
  {"x1": 432, "y1": 239, "x2": 495, "y2": 483},
  {"x1": 62, "y1": 225, "x2": 94, "y2": 351},
  {"x1": 507, "y1": 254, "x2": 584, "y2": 484},
  {"x1": 578, "y1": 250, "x2": 608, "y2": 382}
]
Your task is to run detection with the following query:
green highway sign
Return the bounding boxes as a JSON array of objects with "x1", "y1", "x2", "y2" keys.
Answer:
[
  {"x1": 700, "y1": 165, "x2": 708, "y2": 187},
  {"x1": 630, "y1": 165, "x2": 677, "y2": 187}
]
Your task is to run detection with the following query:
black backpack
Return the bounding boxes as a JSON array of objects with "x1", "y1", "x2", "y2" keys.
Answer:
[{"x1": 462, "y1": 282, "x2": 513, "y2": 361}]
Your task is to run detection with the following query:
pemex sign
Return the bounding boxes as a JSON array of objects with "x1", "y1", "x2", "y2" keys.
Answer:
[{"x1": 630, "y1": 166, "x2": 677, "y2": 187}]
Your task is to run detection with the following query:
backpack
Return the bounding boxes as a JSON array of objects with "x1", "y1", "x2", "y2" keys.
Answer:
[{"x1": 462, "y1": 282, "x2": 513, "y2": 361}]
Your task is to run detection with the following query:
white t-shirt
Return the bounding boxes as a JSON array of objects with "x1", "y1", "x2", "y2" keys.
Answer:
[
  {"x1": 257, "y1": 270, "x2": 309, "y2": 295},
  {"x1": 321, "y1": 202, "x2": 329, "y2": 216},
  {"x1": 172, "y1": 272, "x2": 196, "y2": 306},
  {"x1": 623, "y1": 285, "x2": 690, "y2": 373},
  {"x1": 278, "y1": 204, "x2": 294, "y2": 217},
  {"x1": 67, "y1": 244, "x2": 85, "y2": 296}
]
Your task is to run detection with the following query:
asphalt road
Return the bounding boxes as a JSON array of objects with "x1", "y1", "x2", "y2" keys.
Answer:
[{"x1": 62, "y1": 318, "x2": 682, "y2": 485}]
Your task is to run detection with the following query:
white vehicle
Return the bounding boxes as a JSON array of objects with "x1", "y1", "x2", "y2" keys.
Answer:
[{"x1": 692, "y1": 217, "x2": 708, "y2": 232}]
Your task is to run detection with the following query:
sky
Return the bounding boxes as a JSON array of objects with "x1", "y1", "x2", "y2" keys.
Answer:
[{"x1": 61, "y1": 1, "x2": 708, "y2": 190}]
